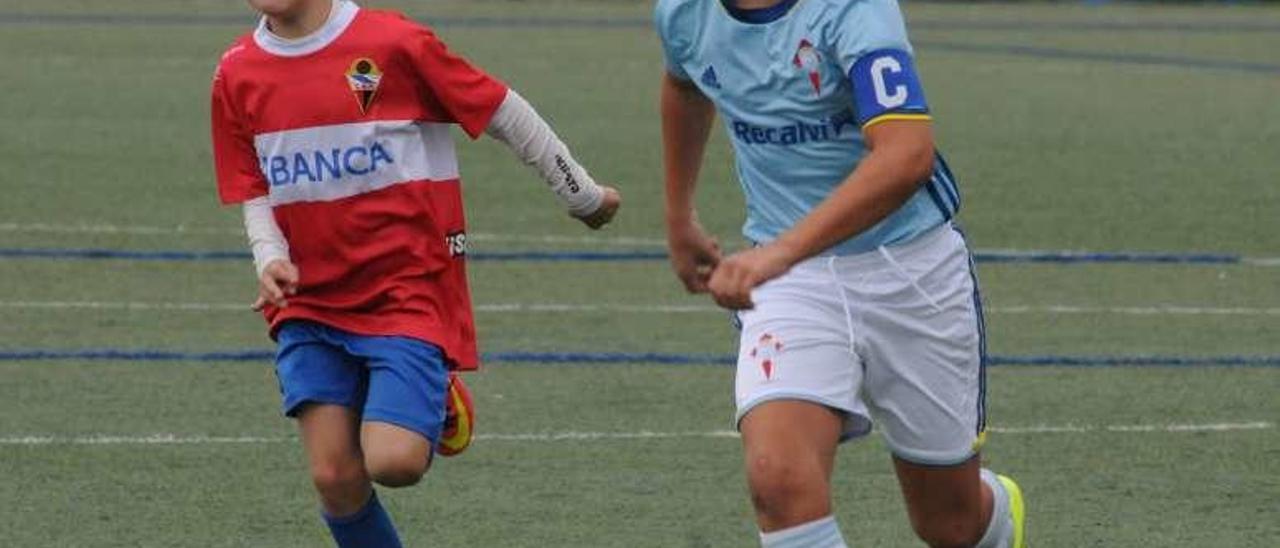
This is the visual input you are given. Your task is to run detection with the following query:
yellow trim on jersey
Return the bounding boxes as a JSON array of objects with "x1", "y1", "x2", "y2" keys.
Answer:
[
  {"x1": 971, "y1": 429, "x2": 989, "y2": 453},
  {"x1": 862, "y1": 113, "x2": 933, "y2": 130}
]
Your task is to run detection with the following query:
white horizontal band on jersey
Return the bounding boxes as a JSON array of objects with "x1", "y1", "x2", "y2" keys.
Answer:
[
  {"x1": 485, "y1": 89, "x2": 605, "y2": 217},
  {"x1": 255, "y1": 120, "x2": 460, "y2": 207},
  {"x1": 243, "y1": 196, "x2": 290, "y2": 277}
]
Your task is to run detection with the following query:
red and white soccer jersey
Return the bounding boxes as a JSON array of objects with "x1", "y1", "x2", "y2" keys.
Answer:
[{"x1": 211, "y1": 1, "x2": 507, "y2": 370}]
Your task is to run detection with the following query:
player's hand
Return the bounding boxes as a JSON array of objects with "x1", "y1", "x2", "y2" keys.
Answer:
[
  {"x1": 251, "y1": 259, "x2": 299, "y2": 311},
  {"x1": 574, "y1": 186, "x2": 621, "y2": 229},
  {"x1": 666, "y1": 216, "x2": 721, "y2": 293},
  {"x1": 707, "y1": 243, "x2": 797, "y2": 310}
]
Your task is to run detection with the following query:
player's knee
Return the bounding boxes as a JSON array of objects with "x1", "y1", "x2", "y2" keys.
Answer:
[
  {"x1": 367, "y1": 464, "x2": 425, "y2": 488},
  {"x1": 364, "y1": 450, "x2": 429, "y2": 488},
  {"x1": 309, "y1": 459, "x2": 367, "y2": 502},
  {"x1": 911, "y1": 515, "x2": 985, "y2": 548},
  {"x1": 745, "y1": 453, "x2": 810, "y2": 513}
]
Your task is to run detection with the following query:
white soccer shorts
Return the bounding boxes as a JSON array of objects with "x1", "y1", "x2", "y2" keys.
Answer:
[{"x1": 734, "y1": 223, "x2": 987, "y2": 466}]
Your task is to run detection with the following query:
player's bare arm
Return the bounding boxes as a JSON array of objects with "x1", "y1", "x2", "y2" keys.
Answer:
[
  {"x1": 707, "y1": 120, "x2": 935, "y2": 309},
  {"x1": 484, "y1": 89, "x2": 621, "y2": 230},
  {"x1": 661, "y1": 72, "x2": 721, "y2": 293}
]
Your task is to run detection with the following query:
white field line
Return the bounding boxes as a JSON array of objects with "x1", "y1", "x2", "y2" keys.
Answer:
[
  {"x1": 474, "y1": 303, "x2": 715, "y2": 313},
  {"x1": 1244, "y1": 257, "x2": 1280, "y2": 267},
  {"x1": 986, "y1": 305, "x2": 1280, "y2": 316},
  {"x1": 989, "y1": 421, "x2": 1273, "y2": 434},
  {"x1": 0, "y1": 301, "x2": 249, "y2": 312},
  {"x1": 3, "y1": 300, "x2": 1280, "y2": 317},
  {"x1": 0, "y1": 435, "x2": 288, "y2": 445},
  {"x1": 0, "y1": 421, "x2": 1271, "y2": 446},
  {"x1": 7, "y1": 222, "x2": 1280, "y2": 268},
  {"x1": 0, "y1": 222, "x2": 242, "y2": 236}
]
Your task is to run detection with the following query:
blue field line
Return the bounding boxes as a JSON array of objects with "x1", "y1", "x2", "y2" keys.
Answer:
[
  {"x1": 470, "y1": 251, "x2": 669, "y2": 262},
  {"x1": 0, "y1": 247, "x2": 1264, "y2": 266},
  {"x1": 2, "y1": 349, "x2": 1279, "y2": 368},
  {"x1": 0, "y1": 248, "x2": 251, "y2": 261},
  {"x1": 975, "y1": 250, "x2": 1242, "y2": 265},
  {"x1": 3, "y1": 13, "x2": 1278, "y2": 34}
]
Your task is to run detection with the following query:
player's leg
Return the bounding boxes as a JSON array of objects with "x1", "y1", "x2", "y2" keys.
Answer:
[
  {"x1": 856, "y1": 224, "x2": 1024, "y2": 547},
  {"x1": 733, "y1": 262, "x2": 871, "y2": 547},
  {"x1": 892, "y1": 455, "x2": 988, "y2": 547},
  {"x1": 361, "y1": 421, "x2": 432, "y2": 487},
  {"x1": 276, "y1": 321, "x2": 403, "y2": 548},
  {"x1": 352, "y1": 334, "x2": 452, "y2": 488},
  {"x1": 298, "y1": 404, "x2": 402, "y2": 547},
  {"x1": 893, "y1": 457, "x2": 1023, "y2": 547},
  {"x1": 297, "y1": 404, "x2": 371, "y2": 515},
  {"x1": 360, "y1": 373, "x2": 475, "y2": 484},
  {"x1": 740, "y1": 401, "x2": 843, "y2": 537}
]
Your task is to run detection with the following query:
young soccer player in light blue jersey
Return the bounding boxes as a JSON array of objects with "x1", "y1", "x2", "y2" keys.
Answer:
[{"x1": 656, "y1": 0, "x2": 1026, "y2": 546}]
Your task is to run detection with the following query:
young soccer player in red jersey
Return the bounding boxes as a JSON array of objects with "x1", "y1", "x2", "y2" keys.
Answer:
[{"x1": 210, "y1": 1, "x2": 620, "y2": 545}]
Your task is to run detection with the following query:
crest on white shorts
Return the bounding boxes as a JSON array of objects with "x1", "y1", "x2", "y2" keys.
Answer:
[{"x1": 750, "y1": 333, "x2": 784, "y2": 380}]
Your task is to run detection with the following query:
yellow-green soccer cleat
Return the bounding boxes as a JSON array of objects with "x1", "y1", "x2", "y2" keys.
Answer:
[
  {"x1": 998, "y1": 474, "x2": 1026, "y2": 548},
  {"x1": 435, "y1": 372, "x2": 474, "y2": 457}
]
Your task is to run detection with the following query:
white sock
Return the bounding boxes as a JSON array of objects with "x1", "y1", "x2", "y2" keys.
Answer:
[
  {"x1": 975, "y1": 469, "x2": 1013, "y2": 548},
  {"x1": 759, "y1": 515, "x2": 847, "y2": 548}
]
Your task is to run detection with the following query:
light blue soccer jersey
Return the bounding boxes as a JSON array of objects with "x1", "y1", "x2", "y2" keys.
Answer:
[{"x1": 655, "y1": 0, "x2": 961, "y2": 255}]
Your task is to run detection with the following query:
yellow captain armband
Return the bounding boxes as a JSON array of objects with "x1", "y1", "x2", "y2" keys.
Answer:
[{"x1": 862, "y1": 113, "x2": 933, "y2": 130}]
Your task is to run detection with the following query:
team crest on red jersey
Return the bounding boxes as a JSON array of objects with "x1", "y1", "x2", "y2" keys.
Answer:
[
  {"x1": 792, "y1": 39, "x2": 821, "y2": 95},
  {"x1": 346, "y1": 58, "x2": 383, "y2": 114},
  {"x1": 750, "y1": 333, "x2": 784, "y2": 380}
]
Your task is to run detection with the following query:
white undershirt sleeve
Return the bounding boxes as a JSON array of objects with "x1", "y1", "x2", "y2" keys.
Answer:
[
  {"x1": 242, "y1": 196, "x2": 289, "y2": 277},
  {"x1": 484, "y1": 89, "x2": 605, "y2": 217}
]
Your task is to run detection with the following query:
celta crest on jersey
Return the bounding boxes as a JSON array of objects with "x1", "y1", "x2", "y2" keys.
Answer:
[
  {"x1": 346, "y1": 57, "x2": 383, "y2": 114},
  {"x1": 792, "y1": 39, "x2": 821, "y2": 95}
]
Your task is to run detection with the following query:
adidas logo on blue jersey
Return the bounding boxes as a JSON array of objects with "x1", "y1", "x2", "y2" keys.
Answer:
[{"x1": 700, "y1": 66, "x2": 721, "y2": 90}]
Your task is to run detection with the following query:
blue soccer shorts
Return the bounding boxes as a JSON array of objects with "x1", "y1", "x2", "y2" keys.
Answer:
[{"x1": 274, "y1": 320, "x2": 450, "y2": 444}]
